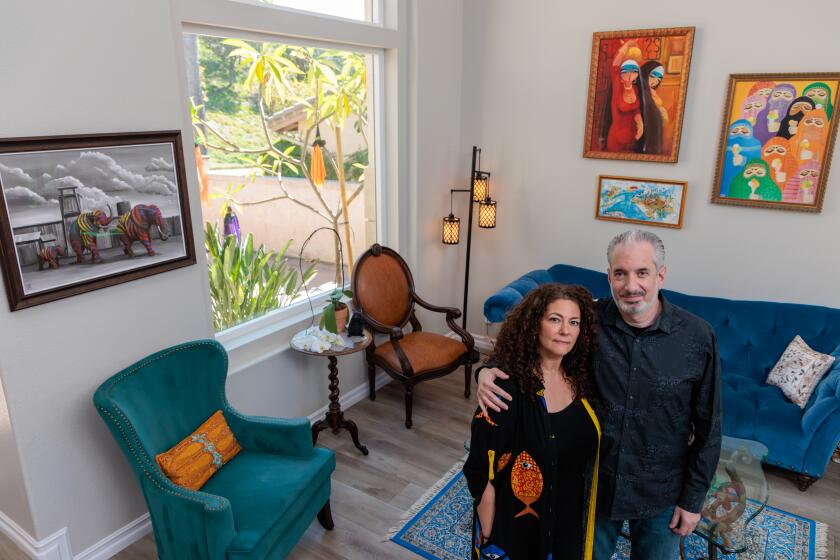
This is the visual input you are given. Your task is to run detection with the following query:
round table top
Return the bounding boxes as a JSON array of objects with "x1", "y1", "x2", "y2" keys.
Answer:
[{"x1": 290, "y1": 329, "x2": 372, "y2": 357}]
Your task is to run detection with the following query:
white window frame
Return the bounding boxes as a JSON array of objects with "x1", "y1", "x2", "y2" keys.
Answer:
[{"x1": 171, "y1": 0, "x2": 408, "y2": 352}]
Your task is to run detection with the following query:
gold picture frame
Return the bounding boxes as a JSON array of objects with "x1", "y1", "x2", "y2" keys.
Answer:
[
  {"x1": 710, "y1": 73, "x2": 840, "y2": 213},
  {"x1": 583, "y1": 27, "x2": 695, "y2": 163},
  {"x1": 595, "y1": 175, "x2": 687, "y2": 229}
]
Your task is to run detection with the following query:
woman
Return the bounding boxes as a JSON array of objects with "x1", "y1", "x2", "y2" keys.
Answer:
[
  {"x1": 720, "y1": 119, "x2": 762, "y2": 197},
  {"x1": 752, "y1": 83, "x2": 796, "y2": 144},
  {"x1": 727, "y1": 158, "x2": 782, "y2": 201},
  {"x1": 463, "y1": 284, "x2": 601, "y2": 560},
  {"x1": 803, "y1": 81, "x2": 834, "y2": 119},
  {"x1": 776, "y1": 96, "x2": 816, "y2": 139},
  {"x1": 639, "y1": 60, "x2": 666, "y2": 154},
  {"x1": 601, "y1": 40, "x2": 643, "y2": 152}
]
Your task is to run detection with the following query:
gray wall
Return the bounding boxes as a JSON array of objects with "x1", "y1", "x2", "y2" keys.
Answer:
[
  {"x1": 0, "y1": 1, "x2": 214, "y2": 551},
  {"x1": 458, "y1": 0, "x2": 840, "y2": 333}
]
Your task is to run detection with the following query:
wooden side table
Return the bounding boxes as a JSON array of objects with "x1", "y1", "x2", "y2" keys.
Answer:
[{"x1": 291, "y1": 330, "x2": 372, "y2": 455}]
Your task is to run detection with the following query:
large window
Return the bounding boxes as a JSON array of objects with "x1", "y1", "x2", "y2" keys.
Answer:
[{"x1": 183, "y1": 33, "x2": 377, "y2": 332}]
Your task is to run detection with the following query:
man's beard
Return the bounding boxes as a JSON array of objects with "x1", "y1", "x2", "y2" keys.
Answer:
[{"x1": 613, "y1": 289, "x2": 655, "y2": 317}]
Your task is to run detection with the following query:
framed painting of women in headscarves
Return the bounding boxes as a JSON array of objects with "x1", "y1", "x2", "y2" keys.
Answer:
[
  {"x1": 711, "y1": 73, "x2": 840, "y2": 212},
  {"x1": 583, "y1": 27, "x2": 695, "y2": 163}
]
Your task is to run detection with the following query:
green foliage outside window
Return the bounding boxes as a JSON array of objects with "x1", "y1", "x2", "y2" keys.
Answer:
[{"x1": 205, "y1": 222, "x2": 316, "y2": 331}]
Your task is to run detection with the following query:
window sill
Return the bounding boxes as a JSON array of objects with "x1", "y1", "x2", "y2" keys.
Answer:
[{"x1": 215, "y1": 286, "x2": 335, "y2": 353}]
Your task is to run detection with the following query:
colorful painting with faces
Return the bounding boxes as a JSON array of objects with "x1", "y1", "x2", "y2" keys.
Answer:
[{"x1": 714, "y1": 75, "x2": 840, "y2": 211}]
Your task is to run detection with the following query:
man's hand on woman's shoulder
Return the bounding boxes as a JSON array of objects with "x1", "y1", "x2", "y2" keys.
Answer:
[{"x1": 477, "y1": 367, "x2": 513, "y2": 416}]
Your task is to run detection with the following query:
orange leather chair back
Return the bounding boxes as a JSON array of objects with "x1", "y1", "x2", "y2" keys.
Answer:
[{"x1": 353, "y1": 245, "x2": 414, "y2": 329}]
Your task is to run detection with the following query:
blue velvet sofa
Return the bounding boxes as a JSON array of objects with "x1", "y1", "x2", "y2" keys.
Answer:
[{"x1": 484, "y1": 264, "x2": 840, "y2": 489}]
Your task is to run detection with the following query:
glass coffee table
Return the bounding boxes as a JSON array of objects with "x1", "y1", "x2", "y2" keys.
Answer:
[{"x1": 682, "y1": 436, "x2": 769, "y2": 560}]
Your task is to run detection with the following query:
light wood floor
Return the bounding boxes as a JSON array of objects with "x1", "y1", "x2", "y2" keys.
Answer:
[{"x1": 2, "y1": 371, "x2": 838, "y2": 559}]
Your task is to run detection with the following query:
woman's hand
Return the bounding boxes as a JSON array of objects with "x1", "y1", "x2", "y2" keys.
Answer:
[
  {"x1": 477, "y1": 368, "x2": 512, "y2": 415},
  {"x1": 477, "y1": 482, "x2": 496, "y2": 541},
  {"x1": 613, "y1": 39, "x2": 639, "y2": 66}
]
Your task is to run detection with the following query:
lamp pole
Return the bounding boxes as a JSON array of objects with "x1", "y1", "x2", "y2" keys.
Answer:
[
  {"x1": 445, "y1": 145, "x2": 486, "y2": 350},
  {"x1": 462, "y1": 146, "x2": 478, "y2": 331}
]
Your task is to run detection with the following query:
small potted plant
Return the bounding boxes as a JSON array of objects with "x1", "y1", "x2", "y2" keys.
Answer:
[{"x1": 321, "y1": 287, "x2": 354, "y2": 334}]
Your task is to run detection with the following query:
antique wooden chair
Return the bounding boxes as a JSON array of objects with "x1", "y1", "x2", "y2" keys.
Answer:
[{"x1": 352, "y1": 244, "x2": 475, "y2": 428}]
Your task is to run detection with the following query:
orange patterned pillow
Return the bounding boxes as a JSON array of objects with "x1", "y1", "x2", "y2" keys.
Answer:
[{"x1": 156, "y1": 410, "x2": 242, "y2": 490}]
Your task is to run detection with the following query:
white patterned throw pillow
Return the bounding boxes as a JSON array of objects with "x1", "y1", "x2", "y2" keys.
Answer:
[{"x1": 766, "y1": 335, "x2": 835, "y2": 408}]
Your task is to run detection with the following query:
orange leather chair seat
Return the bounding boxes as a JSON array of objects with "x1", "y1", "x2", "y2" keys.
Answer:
[{"x1": 373, "y1": 332, "x2": 468, "y2": 375}]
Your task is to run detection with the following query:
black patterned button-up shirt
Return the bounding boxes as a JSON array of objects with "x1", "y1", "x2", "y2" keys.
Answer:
[{"x1": 594, "y1": 295, "x2": 722, "y2": 519}]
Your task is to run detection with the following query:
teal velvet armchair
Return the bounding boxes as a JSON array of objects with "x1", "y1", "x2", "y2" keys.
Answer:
[{"x1": 94, "y1": 339, "x2": 336, "y2": 559}]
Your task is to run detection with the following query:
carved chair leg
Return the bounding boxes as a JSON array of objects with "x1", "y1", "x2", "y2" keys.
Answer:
[
  {"x1": 464, "y1": 361, "x2": 472, "y2": 398},
  {"x1": 367, "y1": 362, "x2": 376, "y2": 401},
  {"x1": 796, "y1": 473, "x2": 818, "y2": 491},
  {"x1": 317, "y1": 500, "x2": 334, "y2": 530},
  {"x1": 405, "y1": 385, "x2": 414, "y2": 429}
]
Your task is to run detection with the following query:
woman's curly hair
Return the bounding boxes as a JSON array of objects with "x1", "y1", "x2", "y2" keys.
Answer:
[{"x1": 490, "y1": 284, "x2": 597, "y2": 400}]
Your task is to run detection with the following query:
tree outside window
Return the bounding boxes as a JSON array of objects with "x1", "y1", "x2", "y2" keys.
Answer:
[{"x1": 184, "y1": 34, "x2": 376, "y2": 331}]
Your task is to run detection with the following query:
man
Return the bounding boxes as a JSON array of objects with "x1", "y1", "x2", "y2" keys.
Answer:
[{"x1": 476, "y1": 230, "x2": 722, "y2": 559}]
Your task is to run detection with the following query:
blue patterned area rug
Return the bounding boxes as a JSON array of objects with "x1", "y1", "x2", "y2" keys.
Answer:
[{"x1": 386, "y1": 459, "x2": 828, "y2": 560}]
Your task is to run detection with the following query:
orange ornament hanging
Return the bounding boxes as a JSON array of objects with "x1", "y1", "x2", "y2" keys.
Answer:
[
  {"x1": 310, "y1": 126, "x2": 327, "y2": 188},
  {"x1": 195, "y1": 145, "x2": 210, "y2": 205}
]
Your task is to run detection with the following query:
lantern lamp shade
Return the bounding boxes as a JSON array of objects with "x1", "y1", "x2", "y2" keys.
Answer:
[
  {"x1": 442, "y1": 214, "x2": 461, "y2": 244},
  {"x1": 473, "y1": 172, "x2": 489, "y2": 202},
  {"x1": 478, "y1": 198, "x2": 497, "y2": 228}
]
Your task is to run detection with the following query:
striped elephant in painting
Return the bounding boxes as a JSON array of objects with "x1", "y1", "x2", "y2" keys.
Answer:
[
  {"x1": 116, "y1": 204, "x2": 169, "y2": 257},
  {"x1": 68, "y1": 208, "x2": 114, "y2": 264},
  {"x1": 37, "y1": 245, "x2": 66, "y2": 270}
]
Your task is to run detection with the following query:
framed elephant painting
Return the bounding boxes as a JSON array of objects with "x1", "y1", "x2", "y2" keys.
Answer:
[
  {"x1": 711, "y1": 73, "x2": 840, "y2": 212},
  {"x1": 0, "y1": 131, "x2": 195, "y2": 310}
]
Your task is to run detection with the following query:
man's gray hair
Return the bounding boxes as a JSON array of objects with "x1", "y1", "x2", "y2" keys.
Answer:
[{"x1": 607, "y1": 230, "x2": 666, "y2": 270}]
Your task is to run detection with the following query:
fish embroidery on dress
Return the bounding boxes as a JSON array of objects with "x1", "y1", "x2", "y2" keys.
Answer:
[
  {"x1": 475, "y1": 411, "x2": 498, "y2": 427},
  {"x1": 496, "y1": 452, "x2": 511, "y2": 472},
  {"x1": 510, "y1": 450, "x2": 543, "y2": 518}
]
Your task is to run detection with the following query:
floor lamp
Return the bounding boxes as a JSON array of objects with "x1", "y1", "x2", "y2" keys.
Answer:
[{"x1": 442, "y1": 145, "x2": 497, "y2": 337}]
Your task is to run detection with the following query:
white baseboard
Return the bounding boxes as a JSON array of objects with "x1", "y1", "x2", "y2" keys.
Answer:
[
  {"x1": 308, "y1": 371, "x2": 391, "y2": 423},
  {"x1": 0, "y1": 510, "x2": 72, "y2": 560},
  {"x1": 73, "y1": 514, "x2": 151, "y2": 560}
]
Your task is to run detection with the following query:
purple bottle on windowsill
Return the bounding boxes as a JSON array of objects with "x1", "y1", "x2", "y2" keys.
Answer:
[{"x1": 223, "y1": 206, "x2": 241, "y2": 244}]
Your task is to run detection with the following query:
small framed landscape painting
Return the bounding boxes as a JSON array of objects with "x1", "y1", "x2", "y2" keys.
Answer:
[
  {"x1": 595, "y1": 175, "x2": 687, "y2": 229},
  {"x1": 711, "y1": 73, "x2": 840, "y2": 212},
  {"x1": 0, "y1": 131, "x2": 196, "y2": 311},
  {"x1": 583, "y1": 26, "x2": 695, "y2": 163}
]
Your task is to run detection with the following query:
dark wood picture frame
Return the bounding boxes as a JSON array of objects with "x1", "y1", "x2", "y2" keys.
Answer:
[
  {"x1": 0, "y1": 131, "x2": 196, "y2": 310},
  {"x1": 583, "y1": 26, "x2": 695, "y2": 163},
  {"x1": 595, "y1": 174, "x2": 687, "y2": 229},
  {"x1": 710, "y1": 73, "x2": 840, "y2": 213}
]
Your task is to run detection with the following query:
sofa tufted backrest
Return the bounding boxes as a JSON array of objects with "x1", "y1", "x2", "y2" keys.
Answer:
[
  {"x1": 663, "y1": 292, "x2": 840, "y2": 383},
  {"x1": 484, "y1": 263, "x2": 840, "y2": 388}
]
